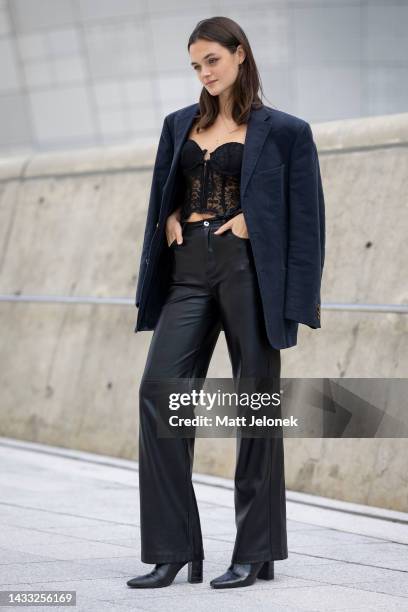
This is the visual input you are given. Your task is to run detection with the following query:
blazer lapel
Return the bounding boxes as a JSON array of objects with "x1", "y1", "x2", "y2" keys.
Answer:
[
  {"x1": 164, "y1": 102, "x2": 273, "y2": 203},
  {"x1": 240, "y1": 105, "x2": 273, "y2": 199}
]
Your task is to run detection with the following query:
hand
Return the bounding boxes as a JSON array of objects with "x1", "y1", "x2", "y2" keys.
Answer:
[
  {"x1": 165, "y1": 209, "x2": 183, "y2": 247},
  {"x1": 213, "y1": 213, "x2": 249, "y2": 239}
]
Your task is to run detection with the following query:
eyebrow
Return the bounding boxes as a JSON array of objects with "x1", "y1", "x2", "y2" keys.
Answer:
[{"x1": 190, "y1": 53, "x2": 217, "y2": 66}]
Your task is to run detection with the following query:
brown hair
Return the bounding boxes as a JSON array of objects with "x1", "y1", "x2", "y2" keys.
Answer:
[{"x1": 188, "y1": 16, "x2": 266, "y2": 132}]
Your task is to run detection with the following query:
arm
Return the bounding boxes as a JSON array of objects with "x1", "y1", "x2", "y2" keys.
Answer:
[
  {"x1": 284, "y1": 122, "x2": 326, "y2": 328},
  {"x1": 135, "y1": 115, "x2": 174, "y2": 307}
]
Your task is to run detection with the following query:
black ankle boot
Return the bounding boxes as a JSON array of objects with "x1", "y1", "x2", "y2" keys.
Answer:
[
  {"x1": 210, "y1": 560, "x2": 274, "y2": 589},
  {"x1": 257, "y1": 560, "x2": 274, "y2": 580},
  {"x1": 126, "y1": 560, "x2": 203, "y2": 588}
]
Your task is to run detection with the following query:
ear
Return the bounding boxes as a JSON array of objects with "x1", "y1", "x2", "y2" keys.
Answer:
[{"x1": 237, "y1": 44, "x2": 246, "y2": 64}]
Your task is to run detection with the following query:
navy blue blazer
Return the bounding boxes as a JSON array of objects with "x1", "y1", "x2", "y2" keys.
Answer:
[{"x1": 134, "y1": 102, "x2": 325, "y2": 350}]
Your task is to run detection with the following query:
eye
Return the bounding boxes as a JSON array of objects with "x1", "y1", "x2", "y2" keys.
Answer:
[{"x1": 192, "y1": 57, "x2": 218, "y2": 70}]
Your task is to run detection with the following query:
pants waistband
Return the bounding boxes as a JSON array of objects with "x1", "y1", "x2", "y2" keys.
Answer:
[
  {"x1": 182, "y1": 217, "x2": 232, "y2": 232},
  {"x1": 181, "y1": 208, "x2": 243, "y2": 228}
]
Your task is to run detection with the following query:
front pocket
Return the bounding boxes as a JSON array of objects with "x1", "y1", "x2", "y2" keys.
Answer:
[
  {"x1": 250, "y1": 164, "x2": 285, "y2": 211},
  {"x1": 252, "y1": 163, "x2": 284, "y2": 176},
  {"x1": 230, "y1": 228, "x2": 249, "y2": 241}
]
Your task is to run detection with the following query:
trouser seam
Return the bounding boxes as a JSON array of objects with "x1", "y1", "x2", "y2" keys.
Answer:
[
  {"x1": 268, "y1": 440, "x2": 272, "y2": 556},
  {"x1": 184, "y1": 438, "x2": 192, "y2": 559}
]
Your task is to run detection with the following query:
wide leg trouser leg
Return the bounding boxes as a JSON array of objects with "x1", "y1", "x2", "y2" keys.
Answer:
[
  {"x1": 138, "y1": 245, "x2": 221, "y2": 564},
  {"x1": 137, "y1": 220, "x2": 288, "y2": 565},
  {"x1": 214, "y1": 231, "x2": 288, "y2": 563}
]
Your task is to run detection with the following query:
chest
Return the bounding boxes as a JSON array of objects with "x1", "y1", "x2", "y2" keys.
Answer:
[{"x1": 187, "y1": 121, "x2": 247, "y2": 161}]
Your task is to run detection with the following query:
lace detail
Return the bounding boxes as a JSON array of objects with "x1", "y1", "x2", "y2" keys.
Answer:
[{"x1": 179, "y1": 139, "x2": 244, "y2": 221}]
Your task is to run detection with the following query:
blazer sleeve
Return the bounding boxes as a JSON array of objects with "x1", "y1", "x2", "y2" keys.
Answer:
[
  {"x1": 135, "y1": 115, "x2": 174, "y2": 307},
  {"x1": 284, "y1": 121, "x2": 326, "y2": 328}
]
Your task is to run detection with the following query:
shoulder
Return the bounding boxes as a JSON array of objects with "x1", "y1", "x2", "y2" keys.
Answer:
[
  {"x1": 261, "y1": 105, "x2": 316, "y2": 150},
  {"x1": 262, "y1": 104, "x2": 310, "y2": 134}
]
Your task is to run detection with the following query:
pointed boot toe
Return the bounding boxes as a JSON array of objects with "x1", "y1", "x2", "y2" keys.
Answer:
[
  {"x1": 210, "y1": 560, "x2": 273, "y2": 589},
  {"x1": 127, "y1": 560, "x2": 202, "y2": 588}
]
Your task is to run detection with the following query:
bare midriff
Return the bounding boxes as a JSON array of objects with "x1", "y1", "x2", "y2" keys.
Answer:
[
  {"x1": 172, "y1": 205, "x2": 217, "y2": 222},
  {"x1": 184, "y1": 212, "x2": 218, "y2": 222}
]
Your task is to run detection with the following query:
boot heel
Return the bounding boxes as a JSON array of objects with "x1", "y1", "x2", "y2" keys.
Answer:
[
  {"x1": 188, "y1": 560, "x2": 203, "y2": 583},
  {"x1": 257, "y1": 560, "x2": 274, "y2": 580}
]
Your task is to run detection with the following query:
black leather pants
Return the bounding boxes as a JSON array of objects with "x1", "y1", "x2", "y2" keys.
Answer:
[{"x1": 138, "y1": 216, "x2": 288, "y2": 564}]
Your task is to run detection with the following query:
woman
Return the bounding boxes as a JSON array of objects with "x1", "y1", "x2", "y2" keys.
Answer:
[{"x1": 128, "y1": 16, "x2": 325, "y2": 590}]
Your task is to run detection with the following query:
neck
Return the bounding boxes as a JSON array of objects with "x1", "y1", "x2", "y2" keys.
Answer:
[{"x1": 218, "y1": 91, "x2": 234, "y2": 120}]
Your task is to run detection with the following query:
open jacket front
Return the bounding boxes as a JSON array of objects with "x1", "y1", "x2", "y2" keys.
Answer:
[{"x1": 134, "y1": 102, "x2": 325, "y2": 350}]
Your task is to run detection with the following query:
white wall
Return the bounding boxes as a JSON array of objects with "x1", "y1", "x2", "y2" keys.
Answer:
[{"x1": 0, "y1": 0, "x2": 407, "y2": 154}]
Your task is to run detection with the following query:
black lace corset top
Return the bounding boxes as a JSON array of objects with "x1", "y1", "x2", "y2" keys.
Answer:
[{"x1": 179, "y1": 139, "x2": 244, "y2": 222}]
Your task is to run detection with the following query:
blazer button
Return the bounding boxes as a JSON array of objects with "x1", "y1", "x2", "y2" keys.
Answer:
[
  {"x1": 145, "y1": 257, "x2": 149, "y2": 264},
  {"x1": 156, "y1": 222, "x2": 159, "y2": 228}
]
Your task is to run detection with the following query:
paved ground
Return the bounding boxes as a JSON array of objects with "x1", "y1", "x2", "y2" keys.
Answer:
[{"x1": 0, "y1": 437, "x2": 407, "y2": 612}]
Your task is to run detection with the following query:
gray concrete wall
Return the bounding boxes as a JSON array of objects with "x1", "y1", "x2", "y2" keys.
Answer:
[{"x1": 0, "y1": 112, "x2": 407, "y2": 511}]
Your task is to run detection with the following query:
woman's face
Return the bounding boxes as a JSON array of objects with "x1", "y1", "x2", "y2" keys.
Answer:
[{"x1": 189, "y1": 39, "x2": 245, "y2": 97}]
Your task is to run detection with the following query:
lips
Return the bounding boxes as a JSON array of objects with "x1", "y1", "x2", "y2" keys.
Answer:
[{"x1": 206, "y1": 80, "x2": 217, "y2": 85}]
